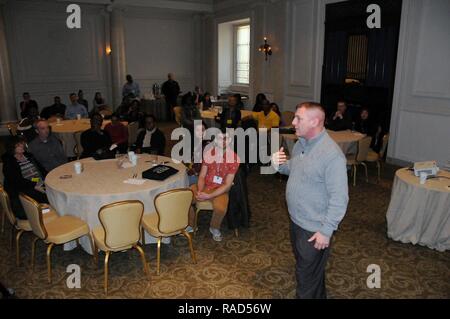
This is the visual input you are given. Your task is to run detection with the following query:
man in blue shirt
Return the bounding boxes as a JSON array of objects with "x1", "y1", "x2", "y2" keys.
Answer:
[
  {"x1": 65, "y1": 93, "x2": 88, "y2": 119},
  {"x1": 272, "y1": 101, "x2": 349, "y2": 299}
]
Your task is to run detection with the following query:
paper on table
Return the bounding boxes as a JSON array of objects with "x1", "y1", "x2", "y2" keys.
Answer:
[
  {"x1": 121, "y1": 162, "x2": 135, "y2": 168},
  {"x1": 42, "y1": 208, "x2": 51, "y2": 214},
  {"x1": 124, "y1": 178, "x2": 146, "y2": 185}
]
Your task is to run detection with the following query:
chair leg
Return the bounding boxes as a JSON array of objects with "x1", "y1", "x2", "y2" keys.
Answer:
[
  {"x1": 1, "y1": 210, "x2": 4, "y2": 234},
  {"x1": 104, "y1": 251, "x2": 111, "y2": 295},
  {"x1": 10, "y1": 227, "x2": 15, "y2": 250},
  {"x1": 89, "y1": 234, "x2": 98, "y2": 266},
  {"x1": 353, "y1": 165, "x2": 357, "y2": 186},
  {"x1": 194, "y1": 208, "x2": 200, "y2": 236},
  {"x1": 134, "y1": 244, "x2": 150, "y2": 280},
  {"x1": 141, "y1": 227, "x2": 146, "y2": 246},
  {"x1": 361, "y1": 162, "x2": 368, "y2": 183},
  {"x1": 156, "y1": 237, "x2": 161, "y2": 276},
  {"x1": 377, "y1": 161, "x2": 381, "y2": 182},
  {"x1": 182, "y1": 231, "x2": 196, "y2": 264},
  {"x1": 31, "y1": 236, "x2": 40, "y2": 271},
  {"x1": 15, "y1": 229, "x2": 25, "y2": 266},
  {"x1": 46, "y1": 243, "x2": 55, "y2": 283}
]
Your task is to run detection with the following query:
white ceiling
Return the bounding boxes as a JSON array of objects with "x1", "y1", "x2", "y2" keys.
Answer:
[{"x1": 56, "y1": 0, "x2": 215, "y2": 12}]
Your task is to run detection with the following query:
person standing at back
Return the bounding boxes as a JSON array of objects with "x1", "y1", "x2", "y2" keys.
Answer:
[{"x1": 161, "y1": 73, "x2": 181, "y2": 121}]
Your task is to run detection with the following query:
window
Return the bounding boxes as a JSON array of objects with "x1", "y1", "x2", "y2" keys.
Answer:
[
  {"x1": 346, "y1": 34, "x2": 368, "y2": 81},
  {"x1": 234, "y1": 24, "x2": 250, "y2": 85}
]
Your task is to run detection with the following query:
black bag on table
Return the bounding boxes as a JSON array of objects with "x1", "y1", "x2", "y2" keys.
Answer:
[{"x1": 142, "y1": 165, "x2": 179, "y2": 181}]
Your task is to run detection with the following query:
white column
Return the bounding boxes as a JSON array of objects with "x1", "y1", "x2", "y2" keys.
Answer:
[
  {"x1": 110, "y1": 7, "x2": 127, "y2": 109},
  {"x1": 0, "y1": 3, "x2": 17, "y2": 123}
]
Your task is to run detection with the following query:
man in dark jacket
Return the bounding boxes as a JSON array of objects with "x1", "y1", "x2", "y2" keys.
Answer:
[
  {"x1": 161, "y1": 73, "x2": 181, "y2": 121},
  {"x1": 327, "y1": 100, "x2": 353, "y2": 131},
  {"x1": 80, "y1": 113, "x2": 112, "y2": 159},
  {"x1": 40, "y1": 96, "x2": 66, "y2": 119},
  {"x1": 134, "y1": 114, "x2": 166, "y2": 155}
]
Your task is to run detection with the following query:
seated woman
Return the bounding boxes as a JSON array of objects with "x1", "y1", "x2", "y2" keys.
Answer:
[
  {"x1": 270, "y1": 102, "x2": 285, "y2": 126},
  {"x1": 186, "y1": 121, "x2": 209, "y2": 186},
  {"x1": 2, "y1": 136, "x2": 48, "y2": 220},
  {"x1": 200, "y1": 92, "x2": 213, "y2": 110},
  {"x1": 104, "y1": 113, "x2": 128, "y2": 154}
]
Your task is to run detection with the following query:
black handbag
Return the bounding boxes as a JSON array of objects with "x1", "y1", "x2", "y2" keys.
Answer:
[{"x1": 142, "y1": 165, "x2": 179, "y2": 181}]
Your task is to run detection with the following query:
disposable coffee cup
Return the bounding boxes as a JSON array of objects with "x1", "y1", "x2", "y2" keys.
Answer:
[
  {"x1": 419, "y1": 172, "x2": 427, "y2": 185},
  {"x1": 130, "y1": 154, "x2": 137, "y2": 166},
  {"x1": 74, "y1": 162, "x2": 82, "y2": 174},
  {"x1": 76, "y1": 114, "x2": 81, "y2": 120},
  {"x1": 56, "y1": 118, "x2": 61, "y2": 124}
]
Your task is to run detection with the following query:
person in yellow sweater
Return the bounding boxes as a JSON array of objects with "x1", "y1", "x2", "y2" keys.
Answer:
[{"x1": 243, "y1": 99, "x2": 280, "y2": 129}]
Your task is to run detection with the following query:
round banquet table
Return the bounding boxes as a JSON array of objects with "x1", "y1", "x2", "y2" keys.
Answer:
[
  {"x1": 280, "y1": 129, "x2": 366, "y2": 156},
  {"x1": 386, "y1": 168, "x2": 450, "y2": 252},
  {"x1": 50, "y1": 119, "x2": 128, "y2": 158},
  {"x1": 45, "y1": 154, "x2": 188, "y2": 254}
]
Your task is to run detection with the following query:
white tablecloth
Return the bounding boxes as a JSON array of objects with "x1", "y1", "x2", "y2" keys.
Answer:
[
  {"x1": 45, "y1": 155, "x2": 188, "y2": 254},
  {"x1": 386, "y1": 168, "x2": 450, "y2": 252},
  {"x1": 280, "y1": 130, "x2": 366, "y2": 155}
]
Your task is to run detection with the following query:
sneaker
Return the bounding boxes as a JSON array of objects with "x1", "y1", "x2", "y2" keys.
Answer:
[
  {"x1": 185, "y1": 226, "x2": 194, "y2": 233},
  {"x1": 209, "y1": 227, "x2": 223, "y2": 242}
]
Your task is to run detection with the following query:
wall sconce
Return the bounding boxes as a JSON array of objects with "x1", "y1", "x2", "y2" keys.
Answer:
[
  {"x1": 106, "y1": 46, "x2": 112, "y2": 55},
  {"x1": 258, "y1": 37, "x2": 272, "y2": 61}
]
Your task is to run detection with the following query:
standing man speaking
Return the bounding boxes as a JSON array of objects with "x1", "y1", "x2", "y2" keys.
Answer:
[{"x1": 272, "y1": 102, "x2": 349, "y2": 299}]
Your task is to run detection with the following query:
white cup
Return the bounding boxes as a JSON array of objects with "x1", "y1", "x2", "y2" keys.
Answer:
[
  {"x1": 74, "y1": 162, "x2": 82, "y2": 174},
  {"x1": 76, "y1": 114, "x2": 81, "y2": 120},
  {"x1": 419, "y1": 172, "x2": 427, "y2": 185},
  {"x1": 56, "y1": 118, "x2": 61, "y2": 124},
  {"x1": 130, "y1": 154, "x2": 137, "y2": 166}
]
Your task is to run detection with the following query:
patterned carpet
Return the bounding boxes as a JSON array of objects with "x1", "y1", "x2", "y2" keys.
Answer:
[
  {"x1": 1, "y1": 120, "x2": 449, "y2": 298},
  {"x1": 1, "y1": 161, "x2": 449, "y2": 299}
]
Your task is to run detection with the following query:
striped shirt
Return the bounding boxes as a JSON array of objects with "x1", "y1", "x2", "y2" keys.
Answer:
[{"x1": 18, "y1": 156, "x2": 43, "y2": 186}]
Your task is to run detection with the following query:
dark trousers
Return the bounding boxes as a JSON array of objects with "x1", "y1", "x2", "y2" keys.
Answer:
[{"x1": 290, "y1": 221, "x2": 331, "y2": 299}]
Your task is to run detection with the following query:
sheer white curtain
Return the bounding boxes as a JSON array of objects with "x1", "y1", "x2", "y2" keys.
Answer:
[{"x1": 235, "y1": 25, "x2": 250, "y2": 84}]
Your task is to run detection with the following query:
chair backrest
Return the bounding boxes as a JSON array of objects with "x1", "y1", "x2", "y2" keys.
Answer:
[
  {"x1": 154, "y1": 188, "x2": 193, "y2": 234},
  {"x1": 73, "y1": 131, "x2": 83, "y2": 159},
  {"x1": 379, "y1": 134, "x2": 390, "y2": 158},
  {"x1": 0, "y1": 187, "x2": 17, "y2": 226},
  {"x1": 127, "y1": 121, "x2": 139, "y2": 146},
  {"x1": 281, "y1": 111, "x2": 295, "y2": 127},
  {"x1": 19, "y1": 193, "x2": 47, "y2": 239},
  {"x1": 98, "y1": 200, "x2": 144, "y2": 250},
  {"x1": 173, "y1": 106, "x2": 183, "y2": 126},
  {"x1": 356, "y1": 136, "x2": 372, "y2": 162}
]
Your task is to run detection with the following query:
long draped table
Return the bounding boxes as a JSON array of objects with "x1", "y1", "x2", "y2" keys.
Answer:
[
  {"x1": 386, "y1": 168, "x2": 450, "y2": 251},
  {"x1": 45, "y1": 155, "x2": 188, "y2": 254}
]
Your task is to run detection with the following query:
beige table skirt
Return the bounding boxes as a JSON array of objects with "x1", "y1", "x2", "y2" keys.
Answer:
[
  {"x1": 45, "y1": 155, "x2": 188, "y2": 254},
  {"x1": 386, "y1": 168, "x2": 450, "y2": 251}
]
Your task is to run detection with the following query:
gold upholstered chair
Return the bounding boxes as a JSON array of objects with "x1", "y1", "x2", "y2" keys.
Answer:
[
  {"x1": 0, "y1": 187, "x2": 58, "y2": 266},
  {"x1": 365, "y1": 134, "x2": 390, "y2": 182},
  {"x1": 92, "y1": 200, "x2": 149, "y2": 294},
  {"x1": 141, "y1": 189, "x2": 196, "y2": 275},
  {"x1": 346, "y1": 136, "x2": 372, "y2": 186},
  {"x1": 19, "y1": 193, "x2": 93, "y2": 283}
]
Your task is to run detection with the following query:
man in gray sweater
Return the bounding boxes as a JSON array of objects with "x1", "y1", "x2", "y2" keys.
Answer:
[{"x1": 272, "y1": 102, "x2": 349, "y2": 299}]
